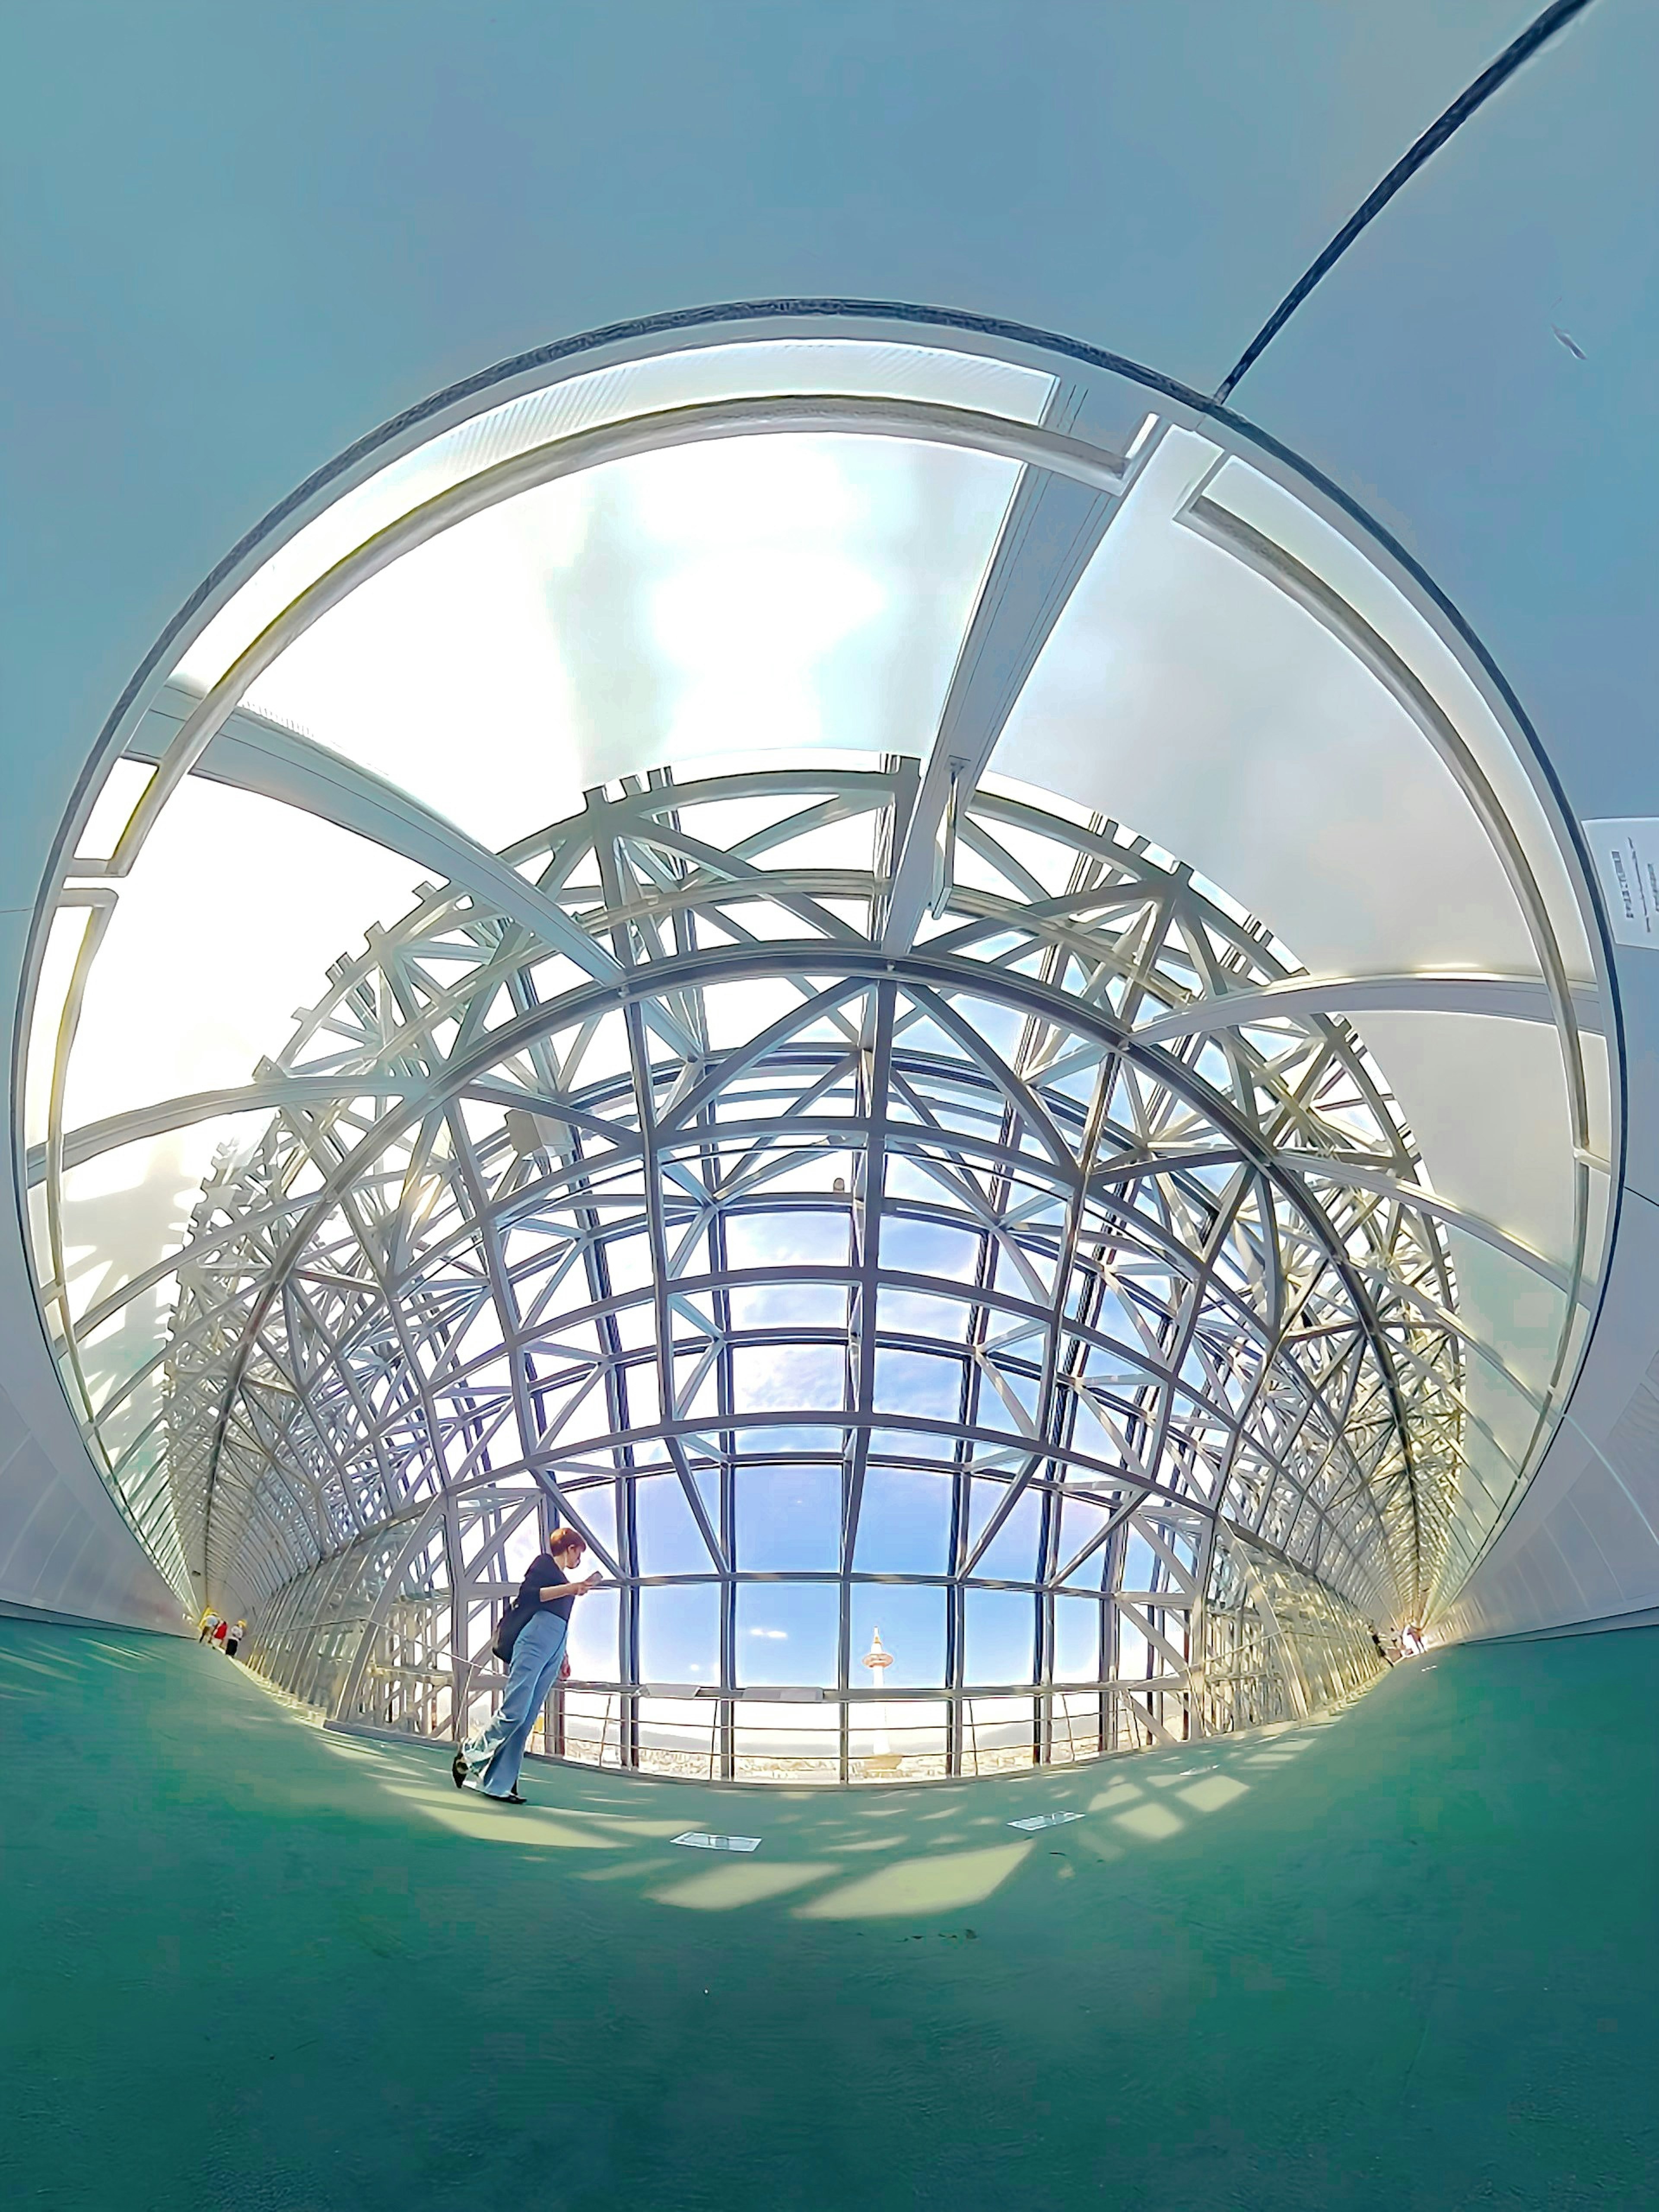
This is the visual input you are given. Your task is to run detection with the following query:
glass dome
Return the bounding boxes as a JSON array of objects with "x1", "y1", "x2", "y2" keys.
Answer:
[{"x1": 21, "y1": 302, "x2": 1609, "y2": 1778}]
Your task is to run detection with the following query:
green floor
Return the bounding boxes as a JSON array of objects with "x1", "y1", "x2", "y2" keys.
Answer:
[{"x1": 1, "y1": 1618, "x2": 1653, "y2": 2210}]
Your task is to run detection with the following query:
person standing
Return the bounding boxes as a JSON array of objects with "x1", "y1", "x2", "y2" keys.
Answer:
[
  {"x1": 197, "y1": 1611, "x2": 219, "y2": 1643},
  {"x1": 452, "y1": 1529, "x2": 601, "y2": 1804},
  {"x1": 212, "y1": 1618, "x2": 229, "y2": 1653},
  {"x1": 226, "y1": 1620, "x2": 246, "y2": 1658}
]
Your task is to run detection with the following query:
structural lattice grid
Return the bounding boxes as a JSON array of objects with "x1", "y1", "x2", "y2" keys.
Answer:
[
  {"x1": 164, "y1": 762, "x2": 1454, "y2": 1778},
  {"x1": 1201, "y1": 1524, "x2": 1389, "y2": 1734}
]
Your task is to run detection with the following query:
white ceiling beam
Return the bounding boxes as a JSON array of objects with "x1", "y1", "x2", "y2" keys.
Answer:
[
  {"x1": 1277, "y1": 1151, "x2": 1582, "y2": 1300},
  {"x1": 1133, "y1": 969, "x2": 1605, "y2": 1042},
  {"x1": 882, "y1": 390, "x2": 1158, "y2": 953},
  {"x1": 25, "y1": 1072, "x2": 422, "y2": 1187},
  {"x1": 126, "y1": 684, "x2": 625, "y2": 989}
]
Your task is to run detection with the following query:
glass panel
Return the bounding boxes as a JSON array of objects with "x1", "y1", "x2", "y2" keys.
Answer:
[
  {"x1": 564, "y1": 1589, "x2": 620, "y2": 1683},
  {"x1": 963, "y1": 1696, "x2": 1036, "y2": 1775},
  {"x1": 732, "y1": 1342, "x2": 845, "y2": 1415},
  {"x1": 852, "y1": 1467, "x2": 952, "y2": 1576},
  {"x1": 737, "y1": 1582, "x2": 837, "y2": 1687},
  {"x1": 734, "y1": 1700, "x2": 841, "y2": 1781},
  {"x1": 636, "y1": 1697, "x2": 719, "y2": 1778},
  {"x1": 1053, "y1": 1595, "x2": 1106, "y2": 1683},
  {"x1": 971, "y1": 1487, "x2": 1045, "y2": 1581},
  {"x1": 848, "y1": 1698, "x2": 949, "y2": 1780},
  {"x1": 559, "y1": 1690, "x2": 625, "y2": 1767},
  {"x1": 736, "y1": 1465, "x2": 841, "y2": 1570},
  {"x1": 873, "y1": 1348, "x2": 963, "y2": 1422},
  {"x1": 966, "y1": 1587, "x2": 1036, "y2": 1685},
  {"x1": 637, "y1": 1581, "x2": 719, "y2": 1685},
  {"x1": 634, "y1": 1475, "x2": 719, "y2": 1576}
]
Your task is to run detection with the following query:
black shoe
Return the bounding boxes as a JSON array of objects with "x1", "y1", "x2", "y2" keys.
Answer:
[
  {"x1": 498, "y1": 1789, "x2": 525, "y2": 1804},
  {"x1": 451, "y1": 1748, "x2": 467, "y2": 1790}
]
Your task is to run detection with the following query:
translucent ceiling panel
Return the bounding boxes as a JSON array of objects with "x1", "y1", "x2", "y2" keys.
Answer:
[
  {"x1": 993, "y1": 424, "x2": 1586, "y2": 1376},
  {"x1": 230, "y1": 434, "x2": 1020, "y2": 854},
  {"x1": 1445, "y1": 1235, "x2": 1570, "y2": 1414},
  {"x1": 180, "y1": 338, "x2": 1051, "y2": 692},
  {"x1": 46, "y1": 774, "x2": 426, "y2": 1552},
  {"x1": 62, "y1": 780, "x2": 425, "y2": 1132},
  {"x1": 1580, "y1": 1029, "x2": 1615, "y2": 1171},
  {"x1": 1441, "y1": 1389, "x2": 1542, "y2": 1599},
  {"x1": 1202, "y1": 454, "x2": 1596, "y2": 987},
  {"x1": 54, "y1": 1116, "x2": 265, "y2": 1580},
  {"x1": 1352, "y1": 1010, "x2": 1577, "y2": 1268},
  {"x1": 60, "y1": 1123, "x2": 256, "y2": 1352},
  {"x1": 1415, "y1": 1229, "x2": 1579, "y2": 1618},
  {"x1": 995, "y1": 429, "x2": 1541, "y2": 985}
]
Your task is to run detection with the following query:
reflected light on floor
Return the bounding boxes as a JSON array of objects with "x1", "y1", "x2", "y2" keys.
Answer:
[{"x1": 284, "y1": 1678, "x2": 1381, "y2": 1917}]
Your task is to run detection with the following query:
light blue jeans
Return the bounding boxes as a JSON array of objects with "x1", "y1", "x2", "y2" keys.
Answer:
[{"x1": 461, "y1": 1605, "x2": 569, "y2": 1797}]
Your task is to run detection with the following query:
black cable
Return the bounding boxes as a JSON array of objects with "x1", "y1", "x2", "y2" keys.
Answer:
[{"x1": 1214, "y1": 0, "x2": 1599, "y2": 403}]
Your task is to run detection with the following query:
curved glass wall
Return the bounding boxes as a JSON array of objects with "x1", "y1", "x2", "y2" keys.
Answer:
[
  {"x1": 171, "y1": 765, "x2": 1426, "y2": 1773},
  {"x1": 18, "y1": 304, "x2": 1611, "y2": 1776}
]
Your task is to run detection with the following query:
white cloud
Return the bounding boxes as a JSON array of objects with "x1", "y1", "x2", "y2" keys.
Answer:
[{"x1": 747, "y1": 1627, "x2": 788, "y2": 1640}]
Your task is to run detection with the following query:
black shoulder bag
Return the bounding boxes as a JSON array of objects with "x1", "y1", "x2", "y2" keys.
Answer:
[{"x1": 492, "y1": 1586, "x2": 533, "y2": 1662}]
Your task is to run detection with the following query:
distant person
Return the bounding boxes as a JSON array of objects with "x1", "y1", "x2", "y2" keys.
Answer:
[
  {"x1": 197, "y1": 1611, "x2": 219, "y2": 1643},
  {"x1": 452, "y1": 1529, "x2": 601, "y2": 1804},
  {"x1": 226, "y1": 1620, "x2": 246, "y2": 1659},
  {"x1": 212, "y1": 1618, "x2": 229, "y2": 1653}
]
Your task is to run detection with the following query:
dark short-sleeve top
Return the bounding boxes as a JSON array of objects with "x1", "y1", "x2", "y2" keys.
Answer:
[{"x1": 515, "y1": 1554, "x2": 574, "y2": 1621}]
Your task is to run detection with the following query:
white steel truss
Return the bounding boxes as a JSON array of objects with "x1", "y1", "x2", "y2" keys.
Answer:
[{"x1": 154, "y1": 763, "x2": 1449, "y2": 1776}]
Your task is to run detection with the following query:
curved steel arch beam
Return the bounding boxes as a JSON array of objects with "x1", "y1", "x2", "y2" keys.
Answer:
[
  {"x1": 1278, "y1": 1153, "x2": 1580, "y2": 1302},
  {"x1": 1178, "y1": 491, "x2": 1599, "y2": 1464},
  {"x1": 170, "y1": 936, "x2": 1456, "y2": 1602},
  {"x1": 126, "y1": 686, "x2": 625, "y2": 988},
  {"x1": 1134, "y1": 972, "x2": 1606, "y2": 1045},
  {"x1": 25, "y1": 1074, "x2": 423, "y2": 1187},
  {"x1": 44, "y1": 938, "x2": 1575, "y2": 1309}
]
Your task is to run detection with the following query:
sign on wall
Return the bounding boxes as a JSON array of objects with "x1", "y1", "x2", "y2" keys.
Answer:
[{"x1": 1583, "y1": 819, "x2": 1659, "y2": 950}]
